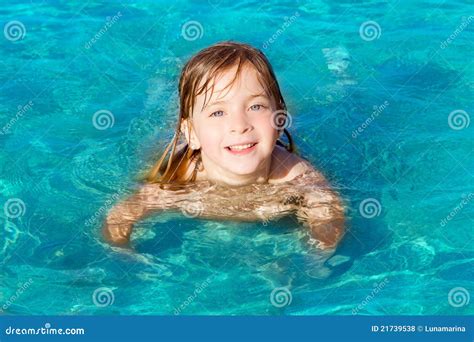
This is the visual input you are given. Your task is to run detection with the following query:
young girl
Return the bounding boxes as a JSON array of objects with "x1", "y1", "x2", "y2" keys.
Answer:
[{"x1": 103, "y1": 41, "x2": 345, "y2": 250}]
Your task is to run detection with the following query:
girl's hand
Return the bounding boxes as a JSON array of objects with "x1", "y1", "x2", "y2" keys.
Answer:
[
  {"x1": 293, "y1": 170, "x2": 346, "y2": 250},
  {"x1": 305, "y1": 215, "x2": 345, "y2": 250},
  {"x1": 101, "y1": 183, "x2": 177, "y2": 246},
  {"x1": 102, "y1": 220, "x2": 133, "y2": 246},
  {"x1": 102, "y1": 199, "x2": 142, "y2": 246}
]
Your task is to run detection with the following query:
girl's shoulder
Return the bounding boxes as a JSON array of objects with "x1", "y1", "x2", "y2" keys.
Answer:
[{"x1": 268, "y1": 145, "x2": 322, "y2": 184}]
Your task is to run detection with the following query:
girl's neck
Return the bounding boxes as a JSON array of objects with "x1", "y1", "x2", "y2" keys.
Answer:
[{"x1": 197, "y1": 155, "x2": 272, "y2": 187}]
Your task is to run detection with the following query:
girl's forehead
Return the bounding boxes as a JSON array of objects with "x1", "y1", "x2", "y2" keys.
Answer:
[{"x1": 199, "y1": 64, "x2": 266, "y2": 101}]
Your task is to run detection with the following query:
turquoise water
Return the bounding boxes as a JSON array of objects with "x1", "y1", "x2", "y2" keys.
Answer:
[{"x1": 1, "y1": 1, "x2": 473, "y2": 315}]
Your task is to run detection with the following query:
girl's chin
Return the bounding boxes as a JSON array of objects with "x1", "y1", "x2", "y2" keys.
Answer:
[
  {"x1": 225, "y1": 166, "x2": 258, "y2": 175},
  {"x1": 221, "y1": 163, "x2": 263, "y2": 177},
  {"x1": 220, "y1": 154, "x2": 272, "y2": 176}
]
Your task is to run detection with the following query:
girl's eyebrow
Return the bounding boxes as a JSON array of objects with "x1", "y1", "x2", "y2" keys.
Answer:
[
  {"x1": 249, "y1": 94, "x2": 269, "y2": 100},
  {"x1": 202, "y1": 94, "x2": 270, "y2": 111},
  {"x1": 205, "y1": 99, "x2": 227, "y2": 107}
]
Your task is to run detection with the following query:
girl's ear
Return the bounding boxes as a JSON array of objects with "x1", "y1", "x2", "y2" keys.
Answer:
[{"x1": 180, "y1": 119, "x2": 201, "y2": 150}]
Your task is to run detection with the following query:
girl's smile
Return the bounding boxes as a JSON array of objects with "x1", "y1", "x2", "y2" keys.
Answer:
[{"x1": 225, "y1": 142, "x2": 258, "y2": 155}]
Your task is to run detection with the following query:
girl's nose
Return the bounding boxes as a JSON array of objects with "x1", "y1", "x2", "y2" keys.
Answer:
[{"x1": 229, "y1": 114, "x2": 252, "y2": 134}]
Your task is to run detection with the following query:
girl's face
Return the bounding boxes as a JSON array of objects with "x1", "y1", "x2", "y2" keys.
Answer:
[{"x1": 184, "y1": 64, "x2": 280, "y2": 184}]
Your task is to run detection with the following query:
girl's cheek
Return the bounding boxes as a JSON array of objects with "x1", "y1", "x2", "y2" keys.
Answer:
[
  {"x1": 200, "y1": 131, "x2": 221, "y2": 150},
  {"x1": 195, "y1": 119, "x2": 221, "y2": 142},
  {"x1": 256, "y1": 111, "x2": 273, "y2": 127},
  {"x1": 254, "y1": 115, "x2": 276, "y2": 136}
]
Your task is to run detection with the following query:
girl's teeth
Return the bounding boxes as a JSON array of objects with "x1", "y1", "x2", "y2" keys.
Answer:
[{"x1": 229, "y1": 143, "x2": 254, "y2": 151}]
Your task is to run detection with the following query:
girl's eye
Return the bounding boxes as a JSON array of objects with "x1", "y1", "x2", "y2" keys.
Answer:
[
  {"x1": 210, "y1": 110, "x2": 224, "y2": 117},
  {"x1": 250, "y1": 104, "x2": 265, "y2": 111}
]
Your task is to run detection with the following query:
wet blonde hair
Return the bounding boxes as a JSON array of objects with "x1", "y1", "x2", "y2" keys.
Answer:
[{"x1": 146, "y1": 41, "x2": 295, "y2": 184}]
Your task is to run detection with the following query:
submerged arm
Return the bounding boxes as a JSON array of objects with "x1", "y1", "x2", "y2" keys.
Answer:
[
  {"x1": 295, "y1": 176, "x2": 346, "y2": 250},
  {"x1": 103, "y1": 183, "x2": 179, "y2": 246}
]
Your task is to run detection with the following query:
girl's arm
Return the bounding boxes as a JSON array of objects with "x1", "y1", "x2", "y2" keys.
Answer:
[
  {"x1": 103, "y1": 183, "x2": 178, "y2": 246},
  {"x1": 294, "y1": 174, "x2": 346, "y2": 250}
]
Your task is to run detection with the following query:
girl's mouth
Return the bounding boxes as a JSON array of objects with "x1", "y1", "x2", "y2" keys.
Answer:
[{"x1": 225, "y1": 142, "x2": 258, "y2": 155}]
